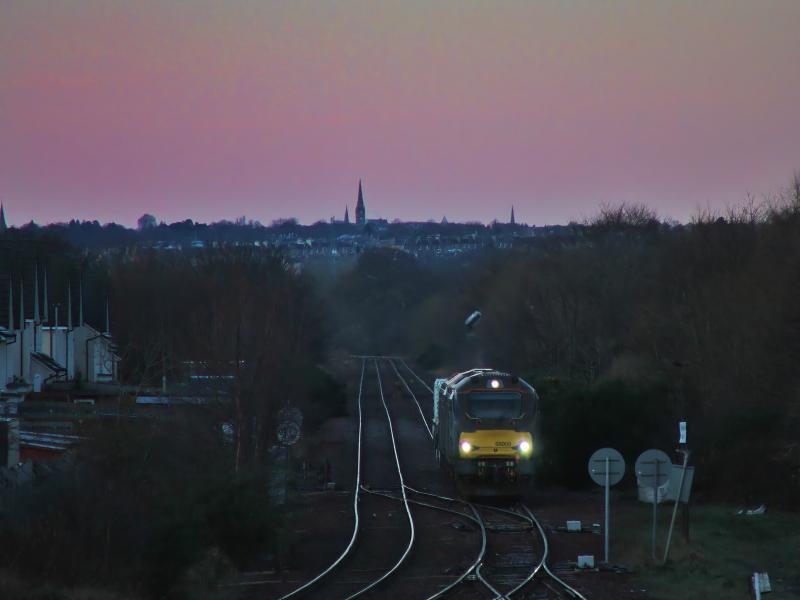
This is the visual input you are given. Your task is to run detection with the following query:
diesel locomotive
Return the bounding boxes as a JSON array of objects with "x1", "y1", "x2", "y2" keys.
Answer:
[{"x1": 433, "y1": 369, "x2": 539, "y2": 496}]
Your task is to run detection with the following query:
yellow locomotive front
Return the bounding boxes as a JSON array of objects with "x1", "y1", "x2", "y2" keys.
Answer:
[{"x1": 433, "y1": 369, "x2": 539, "y2": 496}]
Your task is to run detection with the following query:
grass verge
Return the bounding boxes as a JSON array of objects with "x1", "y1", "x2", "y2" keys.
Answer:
[{"x1": 613, "y1": 495, "x2": 800, "y2": 599}]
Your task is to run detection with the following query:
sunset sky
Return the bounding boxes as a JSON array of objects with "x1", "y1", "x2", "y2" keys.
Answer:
[{"x1": 2, "y1": 1, "x2": 799, "y2": 227}]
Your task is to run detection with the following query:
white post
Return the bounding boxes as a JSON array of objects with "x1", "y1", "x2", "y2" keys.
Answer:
[
  {"x1": 663, "y1": 449, "x2": 690, "y2": 564},
  {"x1": 652, "y1": 460, "x2": 659, "y2": 560},
  {"x1": 43, "y1": 267, "x2": 49, "y2": 323},
  {"x1": 604, "y1": 456, "x2": 610, "y2": 563},
  {"x1": 53, "y1": 305, "x2": 59, "y2": 358}
]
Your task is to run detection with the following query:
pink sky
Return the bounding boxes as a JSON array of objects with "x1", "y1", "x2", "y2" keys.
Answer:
[{"x1": 1, "y1": 1, "x2": 799, "y2": 226}]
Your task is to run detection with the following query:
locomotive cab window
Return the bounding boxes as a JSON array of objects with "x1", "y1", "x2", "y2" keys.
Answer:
[{"x1": 467, "y1": 392, "x2": 522, "y2": 419}]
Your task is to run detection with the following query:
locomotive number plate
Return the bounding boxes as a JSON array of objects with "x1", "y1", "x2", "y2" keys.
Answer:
[{"x1": 495, "y1": 441, "x2": 513, "y2": 447}]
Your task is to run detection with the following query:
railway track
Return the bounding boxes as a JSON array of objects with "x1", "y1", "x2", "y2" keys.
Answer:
[
  {"x1": 275, "y1": 356, "x2": 590, "y2": 600},
  {"x1": 393, "y1": 359, "x2": 590, "y2": 600},
  {"x1": 277, "y1": 358, "x2": 417, "y2": 600}
]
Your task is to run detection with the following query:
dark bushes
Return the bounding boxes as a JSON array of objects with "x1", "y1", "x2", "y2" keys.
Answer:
[
  {"x1": 299, "y1": 365, "x2": 348, "y2": 432},
  {"x1": 331, "y1": 184, "x2": 800, "y2": 504},
  {"x1": 533, "y1": 377, "x2": 673, "y2": 489},
  {"x1": 0, "y1": 416, "x2": 280, "y2": 598}
]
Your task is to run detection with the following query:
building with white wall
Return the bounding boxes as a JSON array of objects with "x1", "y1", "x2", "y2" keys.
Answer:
[{"x1": 0, "y1": 271, "x2": 118, "y2": 391}]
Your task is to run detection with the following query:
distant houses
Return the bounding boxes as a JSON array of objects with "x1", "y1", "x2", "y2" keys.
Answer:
[
  {"x1": 0, "y1": 180, "x2": 534, "y2": 256},
  {"x1": 0, "y1": 270, "x2": 118, "y2": 393}
]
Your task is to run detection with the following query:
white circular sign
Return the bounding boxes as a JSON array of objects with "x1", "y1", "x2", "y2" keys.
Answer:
[
  {"x1": 635, "y1": 449, "x2": 672, "y2": 488},
  {"x1": 588, "y1": 448, "x2": 626, "y2": 486}
]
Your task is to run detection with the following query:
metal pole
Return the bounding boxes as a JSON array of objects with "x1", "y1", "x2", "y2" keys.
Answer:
[
  {"x1": 683, "y1": 501, "x2": 690, "y2": 542},
  {"x1": 52, "y1": 305, "x2": 58, "y2": 358},
  {"x1": 285, "y1": 444, "x2": 290, "y2": 504},
  {"x1": 604, "y1": 456, "x2": 610, "y2": 564},
  {"x1": 662, "y1": 449, "x2": 690, "y2": 564},
  {"x1": 652, "y1": 460, "x2": 659, "y2": 561}
]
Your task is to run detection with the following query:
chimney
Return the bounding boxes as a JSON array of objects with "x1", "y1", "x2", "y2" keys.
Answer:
[
  {"x1": 7, "y1": 277, "x2": 12, "y2": 331},
  {"x1": 34, "y1": 264, "x2": 40, "y2": 324},
  {"x1": 67, "y1": 282, "x2": 73, "y2": 329},
  {"x1": 79, "y1": 277, "x2": 84, "y2": 327},
  {"x1": 18, "y1": 279, "x2": 24, "y2": 378},
  {"x1": 43, "y1": 266, "x2": 49, "y2": 323}
]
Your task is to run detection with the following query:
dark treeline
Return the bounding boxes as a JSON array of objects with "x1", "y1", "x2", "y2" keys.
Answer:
[
  {"x1": 329, "y1": 190, "x2": 800, "y2": 504},
  {"x1": 2, "y1": 414, "x2": 280, "y2": 599},
  {"x1": 2, "y1": 181, "x2": 799, "y2": 598},
  {"x1": 109, "y1": 247, "x2": 342, "y2": 457},
  {"x1": 0, "y1": 237, "x2": 116, "y2": 332},
  {"x1": 2, "y1": 214, "x2": 523, "y2": 249},
  {"x1": 0, "y1": 247, "x2": 344, "y2": 599}
]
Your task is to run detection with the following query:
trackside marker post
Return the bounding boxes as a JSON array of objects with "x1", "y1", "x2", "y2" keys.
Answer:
[
  {"x1": 636, "y1": 449, "x2": 671, "y2": 561},
  {"x1": 662, "y1": 448, "x2": 690, "y2": 564},
  {"x1": 605, "y1": 457, "x2": 610, "y2": 562},
  {"x1": 588, "y1": 448, "x2": 625, "y2": 564},
  {"x1": 663, "y1": 420, "x2": 692, "y2": 565},
  {"x1": 679, "y1": 420, "x2": 689, "y2": 541}
]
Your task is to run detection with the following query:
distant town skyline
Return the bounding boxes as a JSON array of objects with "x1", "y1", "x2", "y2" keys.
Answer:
[{"x1": 2, "y1": 1, "x2": 799, "y2": 227}]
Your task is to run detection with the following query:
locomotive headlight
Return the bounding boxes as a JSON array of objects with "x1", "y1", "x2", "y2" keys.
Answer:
[
  {"x1": 489, "y1": 379, "x2": 501, "y2": 389},
  {"x1": 460, "y1": 440, "x2": 472, "y2": 453},
  {"x1": 519, "y1": 440, "x2": 531, "y2": 454}
]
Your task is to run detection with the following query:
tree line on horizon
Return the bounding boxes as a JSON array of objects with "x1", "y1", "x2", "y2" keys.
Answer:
[
  {"x1": 1, "y1": 174, "x2": 798, "y2": 599},
  {"x1": 329, "y1": 180, "x2": 800, "y2": 504}
]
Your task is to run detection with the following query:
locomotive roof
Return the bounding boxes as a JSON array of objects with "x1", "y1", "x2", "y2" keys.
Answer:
[{"x1": 442, "y1": 368, "x2": 534, "y2": 393}]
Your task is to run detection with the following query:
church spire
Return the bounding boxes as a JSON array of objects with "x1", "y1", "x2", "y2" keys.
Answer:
[
  {"x1": 355, "y1": 179, "x2": 366, "y2": 225},
  {"x1": 0, "y1": 204, "x2": 6, "y2": 232},
  {"x1": 510, "y1": 205, "x2": 516, "y2": 225},
  {"x1": 344, "y1": 205, "x2": 350, "y2": 224}
]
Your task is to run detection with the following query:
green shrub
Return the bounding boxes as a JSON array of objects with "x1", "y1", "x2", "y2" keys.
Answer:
[
  {"x1": 298, "y1": 365, "x2": 348, "y2": 431},
  {"x1": 0, "y1": 419, "x2": 280, "y2": 599},
  {"x1": 533, "y1": 376, "x2": 673, "y2": 489}
]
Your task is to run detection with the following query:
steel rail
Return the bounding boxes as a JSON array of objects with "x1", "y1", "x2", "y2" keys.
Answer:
[
  {"x1": 494, "y1": 504, "x2": 547, "y2": 599},
  {"x1": 476, "y1": 560, "x2": 508, "y2": 599},
  {"x1": 391, "y1": 365, "x2": 585, "y2": 600},
  {"x1": 275, "y1": 360, "x2": 366, "y2": 600},
  {"x1": 341, "y1": 360, "x2": 416, "y2": 600},
  {"x1": 429, "y1": 500, "x2": 488, "y2": 600},
  {"x1": 398, "y1": 357, "x2": 434, "y2": 393},
  {"x1": 360, "y1": 486, "x2": 474, "y2": 522},
  {"x1": 388, "y1": 358, "x2": 433, "y2": 439},
  {"x1": 403, "y1": 486, "x2": 522, "y2": 600},
  {"x1": 382, "y1": 366, "x2": 500, "y2": 600},
  {"x1": 407, "y1": 487, "x2": 532, "y2": 526},
  {"x1": 521, "y1": 504, "x2": 589, "y2": 600},
  {"x1": 406, "y1": 487, "x2": 582, "y2": 600},
  {"x1": 359, "y1": 485, "x2": 488, "y2": 600}
]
